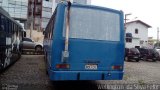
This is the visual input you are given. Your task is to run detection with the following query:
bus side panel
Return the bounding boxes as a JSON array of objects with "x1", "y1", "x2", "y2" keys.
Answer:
[{"x1": 47, "y1": 4, "x2": 66, "y2": 72}]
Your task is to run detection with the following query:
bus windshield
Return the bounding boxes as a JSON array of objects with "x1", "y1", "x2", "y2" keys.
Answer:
[{"x1": 63, "y1": 6, "x2": 120, "y2": 41}]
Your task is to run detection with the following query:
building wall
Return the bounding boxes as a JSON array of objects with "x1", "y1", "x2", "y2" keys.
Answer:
[
  {"x1": 27, "y1": 0, "x2": 43, "y2": 31},
  {"x1": 26, "y1": 0, "x2": 91, "y2": 42},
  {"x1": 41, "y1": 0, "x2": 53, "y2": 30},
  {"x1": 72, "y1": 0, "x2": 91, "y2": 4},
  {"x1": 26, "y1": 30, "x2": 44, "y2": 43},
  {"x1": 126, "y1": 22, "x2": 149, "y2": 48},
  {"x1": 126, "y1": 22, "x2": 148, "y2": 42},
  {"x1": 27, "y1": 0, "x2": 53, "y2": 31},
  {"x1": 0, "y1": 0, "x2": 28, "y2": 28},
  {"x1": 0, "y1": 0, "x2": 28, "y2": 19},
  {"x1": 126, "y1": 38, "x2": 140, "y2": 48},
  {"x1": 26, "y1": 0, "x2": 53, "y2": 42}
]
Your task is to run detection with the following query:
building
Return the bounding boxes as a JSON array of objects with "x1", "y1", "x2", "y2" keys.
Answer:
[
  {"x1": 72, "y1": 0, "x2": 91, "y2": 4},
  {"x1": 27, "y1": 0, "x2": 53, "y2": 31},
  {"x1": 41, "y1": 0, "x2": 52, "y2": 30},
  {"x1": 26, "y1": 0, "x2": 91, "y2": 42},
  {"x1": 125, "y1": 20, "x2": 151, "y2": 48},
  {"x1": 26, "y1": 0, "x2": 53, "y2": 43},
  {"x1": 27, "y1": 0, "x2": 91, "y2": 31},
  {"x1": 148, "y1": 37, "x2": 157, "y2": 46},
  {"x1": 28, "y1": 0, "x2": 42, "y2": 31},
  {"x1": 0, "y1": 0, "x2": 28, "y2": 28}
]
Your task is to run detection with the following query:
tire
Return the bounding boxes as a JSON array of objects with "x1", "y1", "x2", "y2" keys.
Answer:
[
  {"x1": 152, "y1": 58, "x2": 157, "y2": 62},
  {"x1": 35, "y1": 46, "x2": 42, "y2": 52},
  {"x1": 44, "y1": 52, "x2": 48, "y2": 75},
  {"x1": 0, "y1": 63, "x2": 3, "y2": 71},
  {"x1": 46, "y1": 69, "x2": 49, "y2": 75},
  {"x1": 136, "y1": 59, "x2": 139, "y2": 62}
]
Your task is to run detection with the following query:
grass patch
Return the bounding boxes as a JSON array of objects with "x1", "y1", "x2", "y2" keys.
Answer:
[
  {"x1": 138, "y1": 80, "x2": 146, "y2": 85},
  {"x1": 123, "y1": 74, "x2": 131, "y2": 80}
]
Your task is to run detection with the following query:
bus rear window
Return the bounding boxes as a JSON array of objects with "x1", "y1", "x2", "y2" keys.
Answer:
[{"x1": 63, "y1": 6, "x2": 120, "y2": 41}]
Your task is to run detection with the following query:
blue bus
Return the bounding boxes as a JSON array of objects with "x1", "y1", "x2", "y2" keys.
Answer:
[
  {"x1": 43, "y1": 2, "x2": 124, "y2": 80},
  {"x1": 0, "y1": 7, "x2": 24, "y2": 71}
]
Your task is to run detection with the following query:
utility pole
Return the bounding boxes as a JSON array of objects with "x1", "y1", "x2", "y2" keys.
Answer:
[
  {"x1": 157, "y1": 27, "x2": 159, "y2": 43},
  {"x1": 30, "y1": 0, "x2": 34, "y2": 38},
  {"x1": 124, "y1": 13, "x2": 132, "y2": 31},
  {"x1": 124, "y1": 13, "x2": 132, "y2": 47}
]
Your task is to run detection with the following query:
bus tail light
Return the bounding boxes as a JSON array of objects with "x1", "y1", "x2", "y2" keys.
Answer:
[
  {"x1": 56, "y1": 64, "x2": 70, "y2": 69},
  {"x1": 112, "y1": 65, "x2": 122, "y2": 70}
]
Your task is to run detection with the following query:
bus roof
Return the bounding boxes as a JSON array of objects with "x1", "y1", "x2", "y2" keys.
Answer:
[{"x1": 58, "y1": 1, "x2": 123, "y2": 14}]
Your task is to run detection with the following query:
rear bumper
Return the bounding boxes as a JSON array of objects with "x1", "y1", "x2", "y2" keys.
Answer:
[
  {"x1": 49, "y1": 70, "x2": 124, "y2": 81},
  {"x1": 146, "y1": 56, "x2": 156, "y2": 59},
  {"x1": 128, "y1": 55, "x2": 139, "y2": 59},
  {"x1": 128, "y1": 56, "x2": 139, "y2": 59}
]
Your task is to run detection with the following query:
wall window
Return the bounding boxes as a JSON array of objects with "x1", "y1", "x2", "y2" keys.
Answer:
[
  {"x1": 140, "y1": 40, "x2": 144, "y2": 44},
  {"x1": 135, "y1": 28, "x2": 138, "y2": 34},
  {"x1": 43, "y1": 7, "x2": 52, "y2": 12},
  {"x1": 126, "y1": 38, "x2": 132, "y2": 43},
  {"x1": 126, "y1": 33, "x2": 132, "y2": 43}
]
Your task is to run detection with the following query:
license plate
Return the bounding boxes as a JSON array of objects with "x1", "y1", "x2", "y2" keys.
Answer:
[{"x1": 85, "y1": 64, "x2": 97, "y2": 70}]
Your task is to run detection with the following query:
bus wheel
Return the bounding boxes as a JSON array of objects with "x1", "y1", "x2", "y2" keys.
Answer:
[
  {"x1": 0, "y1": 62, "x2": 3, "y2": 70},
  {"x1": 4, "y1": 48, "x2": 12, "y2": 68},
  {"x1": 35, "y1": 46, "x2": 42, "y2": 52},
  {"x1": 45, "y1": 53, "x2": 49, "y2": 75}
]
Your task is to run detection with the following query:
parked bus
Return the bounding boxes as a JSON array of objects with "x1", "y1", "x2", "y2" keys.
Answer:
[
  {"x1": 43, "y1": 2, "x2": 124, "y2": 80},
  {"x1": 0, "y1": 7, "x2": 23, "y2": 71}
]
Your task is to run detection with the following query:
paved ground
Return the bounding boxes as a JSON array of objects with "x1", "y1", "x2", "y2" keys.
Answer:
[
  {"x1": 97, "y1": 60, "x2": 160, "y2": 84},
  {"x1": 0, "y1": 55, "x2": 52, "y2": 90},
  {"x1": 1, "y1": 55, "x2": 160, "y2": 90},
  {"x1": 0, "y1": 55, "x2": 99, "y2": 90}
]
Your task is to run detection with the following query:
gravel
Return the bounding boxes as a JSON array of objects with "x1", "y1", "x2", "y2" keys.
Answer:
[
  {"x1": 97, "y1": 60, "x2": 160, "y2": 85},
  {"x1": 1, "y1": 55, "x2": 160, "y2": 90},
  {"x1": 0, "y1": 55, "x2": 53, "y2": 90}
]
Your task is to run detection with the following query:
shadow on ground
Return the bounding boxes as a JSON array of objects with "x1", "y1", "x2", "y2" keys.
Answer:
[
  {"x1": 49, "y1": 81, "x2": 100, "y2": 90},
  {"x1": 0, "y1": 81, "x2": 101, "y2": 90}
]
